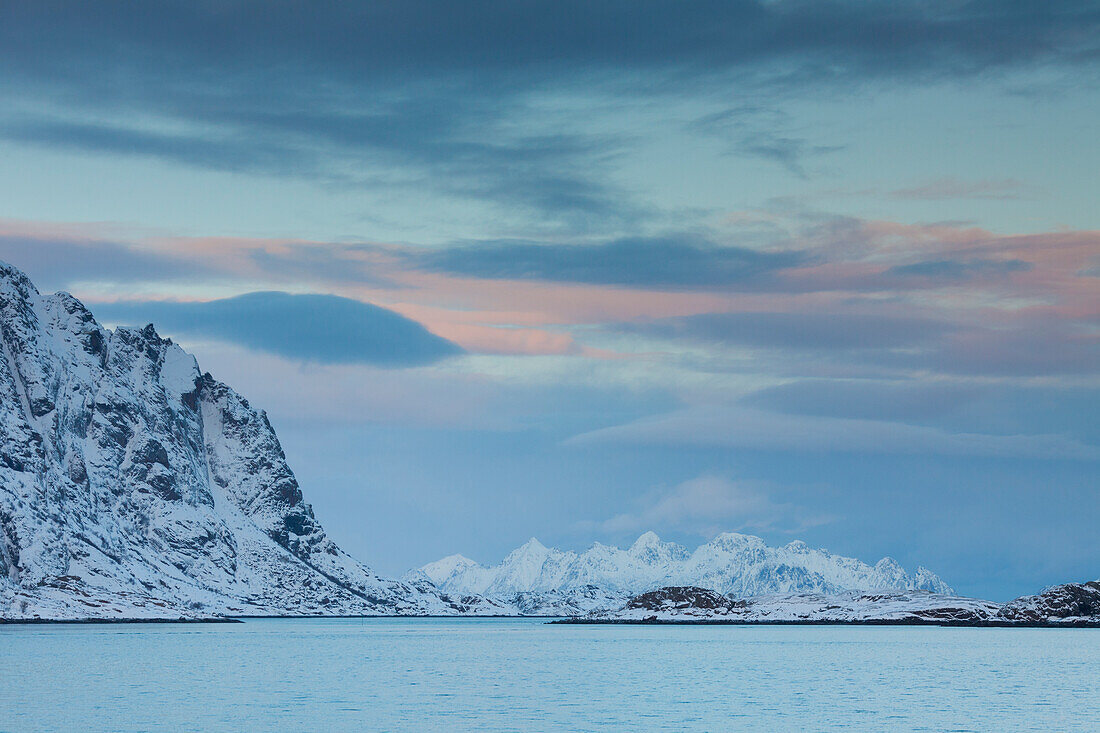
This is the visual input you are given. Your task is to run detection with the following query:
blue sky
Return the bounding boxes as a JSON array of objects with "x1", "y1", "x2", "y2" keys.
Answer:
[{"x1": 1, "y1": 0, "x2": 1098, "y2": 599}]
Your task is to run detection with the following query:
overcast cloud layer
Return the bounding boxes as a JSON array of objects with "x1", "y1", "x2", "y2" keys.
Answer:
[{"x1": 2, "y1": 1, "x2": 1098, "y2": 227}]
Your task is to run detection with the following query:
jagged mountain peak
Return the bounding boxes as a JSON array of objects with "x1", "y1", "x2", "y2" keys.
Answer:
[
  {"x1": 420, "y1": 553, "x2": 481, "y2": 579},
  {"x1": 0, "y1": 259, "x2": 35, "y2": 291},
  {"x1": 517, "y1": 537, "x2": 549, "y2": 553},
  {"x1": 438, "y1": 553, "x2": 480, "y2": 568},
  {"x1": 707, "y1": 532, "x2": 768, "y2": 550}
]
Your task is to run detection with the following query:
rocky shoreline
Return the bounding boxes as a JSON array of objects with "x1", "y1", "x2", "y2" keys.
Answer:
[
  {"x1": 553, "y1": 617, "x2": 1100, "y2": 628},
  {"x1": 558, "y1": 582, "x2": 1100, "y2": 627}
]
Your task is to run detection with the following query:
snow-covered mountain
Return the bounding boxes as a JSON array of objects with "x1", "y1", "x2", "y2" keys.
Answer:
[
  {"x1": 0, "y1": 261, "x2": 486, "y2": 621},
  {"x1": 414, "y1": 531, "x2": 953, "y2": 613}
]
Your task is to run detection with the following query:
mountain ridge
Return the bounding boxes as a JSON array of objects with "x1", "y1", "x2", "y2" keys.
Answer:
[
  {"x1": 0, "y1": 261, "x2": 481, "y2": 620},
  {"x1": 413, "y1": 530, "x2": 953, "y2": 613}
]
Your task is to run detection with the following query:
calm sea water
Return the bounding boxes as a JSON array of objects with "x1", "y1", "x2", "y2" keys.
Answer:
[{"x1": 1, "y1": 618, "x2": 1098, "y2": 731}]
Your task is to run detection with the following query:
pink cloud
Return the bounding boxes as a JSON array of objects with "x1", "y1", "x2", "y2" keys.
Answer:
[{"x1": 3, "y1": 215, "x2": 1098, "y2": 364}]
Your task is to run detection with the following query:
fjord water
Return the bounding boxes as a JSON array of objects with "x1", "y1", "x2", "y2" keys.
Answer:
[{"x1": 2, "y1": 619, "x2": 1097, "y2": 731}]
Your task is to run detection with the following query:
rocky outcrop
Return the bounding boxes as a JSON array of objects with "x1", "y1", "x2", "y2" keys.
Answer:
[
  {"x1": 996, "y1": 581, "x2": 1100, "y2": 623},
  {"x1": 626, "y1": 586, "x2": 741, "y2": 613},
  {"x1": 0, "y1": 261, "x2": 473, "y2": 620}
]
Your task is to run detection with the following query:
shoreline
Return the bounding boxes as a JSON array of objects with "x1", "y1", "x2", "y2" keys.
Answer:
[
  {"x1": 4, "y1": 614, "x2": 1099, "y2": 628},
  {"x1": 0, "y1": 616, "x2": 244, "y2": 625},
  {"x1": 0, "y1": 614, "x2": 560, "y2": 625},
  {"x1": 552, "y1": 617, "x2": 1100, "y2": 628}
]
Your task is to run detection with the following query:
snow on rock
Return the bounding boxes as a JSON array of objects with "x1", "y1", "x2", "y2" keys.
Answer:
[
  {"x1": 412, "y1": 531, "x2": 954, "y2": 615},
  {"x1": 571, "y1": 581, "x2": 1100, "y2": 625},
  {"x1": 0, "y1": 261, "x2": 484, "y2": 621},
  {"x1": 578, "y1": 586, "x2": 1004, "y2": 624},
  {"x1": 995, "y1": 580, "x2": 1100, "y2": 623}
]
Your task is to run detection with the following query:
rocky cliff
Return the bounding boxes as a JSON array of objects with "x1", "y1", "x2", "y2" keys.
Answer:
[{"x1": 0, "y1": 261, "x2": 476, "y2": 620}]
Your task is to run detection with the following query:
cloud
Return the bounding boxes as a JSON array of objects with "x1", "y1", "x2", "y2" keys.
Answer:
[
  {"x1": 736, "y1": 133, "x2": 845, "y2": 177},
  {"x1": 743, "y1": 380, "x2": 1100, "y2": 443},
  {"x1": 924, "y1": 318, "x2": 1100, "y2": 376},
  {"x1": 888, "y1": 177, "x2": 1039, "y2": 201},
  {"x1": 162, "y1": 339, "x2": 674, "y2": 431},
  {"x1": 886, "y1": 258, "x2": 1032, "y2": 280},
  {"x1": 0, "y1": 113, "x2": 633, "y2": 228},
  {"x1": 95, "y1": 292, "x2": 462, "y2": 367},
  {"x1": 4, "y1": 216, "x2": 1096, "y2": 378},
  {"x1": 686, "y1": 107, "x2": 847, "y2": 175},
  {"x1": 1, "y1": 1, "x2": 1095, "y2": 224},
  {"x1": 741, "y1": 380, "x2": 985, "y2": 422},
  {"x1": 625, "y1": 311, "x2": 950, "y2": 350},
  {"x1": 0, "y1": 118, "x2": 319, "y2": 177},
  {"x1": 0, "y1": 236, "x2": 214, "y2": 290},
  {"x1": 566, "y1": 405, "x2": 1100, "y2": 460},
  {"x1": 591, "y1": 475, "x2": 830, "y2": 537},
  {"x1": 6, "y1": 1, "x2": 1093, "y2": 90},
  {"x1": 418, "y1": 236, "x2": 806, "y2": 288}
]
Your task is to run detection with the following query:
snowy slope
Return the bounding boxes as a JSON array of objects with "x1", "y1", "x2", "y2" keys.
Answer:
[
  {"x1": 0, "y1": 261, "x2": 487, "y2": 621},
  {"x1": 577, "y1": 586, "x2": 1002, "y2": 623},
  {"x1": 414, "y1": 531, "x2": 953, "y2": 614},
  {"x1": 572, "y1": 582, "x2": 1100, "y2": 625}
]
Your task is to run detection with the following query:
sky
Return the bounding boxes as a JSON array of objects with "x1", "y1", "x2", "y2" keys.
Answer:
[{"x1": 1, "y1": 0, "x2": 1098, "y2": 600}]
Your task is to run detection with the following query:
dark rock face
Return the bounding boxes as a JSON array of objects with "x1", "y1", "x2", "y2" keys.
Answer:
[
  {"x1": 0, "y1": 261, "x2": 460, "y2": 620},
  {"x1": 626, "y1": 586, "x2": 738, "y2": 612},
  {"x1": 997, "y1": 581, "x2": 1100, "y2": 622},
  {"x1": 907, "y1": 606, "x2": 992, "y2": 624}
]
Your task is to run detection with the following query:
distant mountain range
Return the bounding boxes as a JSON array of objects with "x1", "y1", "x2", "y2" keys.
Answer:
[{"x1": 410, "y1": 531, "x2": 952, "y2": 614}]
